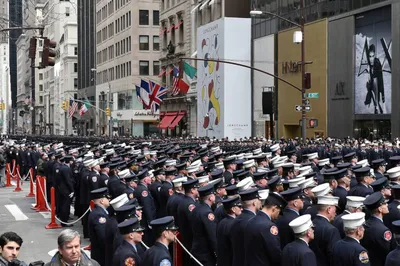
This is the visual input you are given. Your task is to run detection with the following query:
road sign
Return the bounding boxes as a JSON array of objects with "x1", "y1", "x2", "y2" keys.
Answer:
[
  {"x1": 306, "y1": 92, "x2": 319, "y2": 98},
  {"x1": 295, "y1": 105, "x2": 312, "y2": 112},
  {"x1": 305, "y1": 99, "x2": 310, "y2": 105}
]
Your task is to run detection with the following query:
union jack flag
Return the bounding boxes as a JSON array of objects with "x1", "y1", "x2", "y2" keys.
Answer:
[
  {"x1": 68, "y1": 99, "x2": 78, "y2": 118},
  {"x1": 140, "y1": 79, "x2": 167, "y2": 113}
]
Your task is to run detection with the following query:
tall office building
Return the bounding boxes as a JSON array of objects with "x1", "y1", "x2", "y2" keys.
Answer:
[{"x1": 0, "y1": 0, "x2": 10, "y2": 134}]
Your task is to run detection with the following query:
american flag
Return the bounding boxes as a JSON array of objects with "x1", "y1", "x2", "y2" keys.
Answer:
[
  {"x1": 171, "y1": 66, "x2": 180, "y2": 96},
  {"x1": 68, "y1": 99, "x2": 78, "y2": 118}
]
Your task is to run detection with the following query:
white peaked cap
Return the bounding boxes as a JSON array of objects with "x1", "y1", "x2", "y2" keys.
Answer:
[
  {"x1": 236, "y1": 154, "x2": 245, "y2": 160},
  {"x1": 270, "y1": 155, "x2": 280, "y2": 163},
  {"x1": 311, "y1": 183, "x2": 331, "y2": 197},
  {"x1": 173, "y1": 177, "x2": 187, "y2": 187},
  {"x1": 187, "y1": 165, "x2": 199, "y2": 174},
  {"x1": 84, "y1": 159, "x2": 94, "y2": 167},
  {"x1": 273, "y1": 161, "x2": 285, "y2": 168},
  {"x1": 317, "y1": 195, "x2": 339, "y2": 206},
  {"x1": 297, "y1": 178, "x2": 317, "y2": 189},
  {"x1": 166, "y1": 159, "x2": 177, "y2": 167},
  {"x1": 318, "y1": 158, "x2": 330, "y2": 166},
  {"x1": 243, "y1": 159, "x2": 255, "y2": 169},
  {"x1": 346, "y1": 196, "x2": 365, "y2": 208},
  {"x1": 237, "y1": 177, "x2": 255, "y2": 192},
  {"x1": 258, "y1": 189, "x2": 270, "y2": 200},
  {"x1": 191, "y1": 160, "x2": 202, "y2": 168},
  {"x1": 132, "y1": 150, "x2": 141, "y2": 155},
  {"x1": 357, "y1": 159, "x2": 369, "y2": 167},
  {"x1": 308, "y1": 152, "x2": 319, "y2": 160},
  {"x1": 110, "y1": 194, "x2": 129, "y2": 210},
  {"x1": 245, "y1": 153, "x2": 253, "y2": 159},
  {"x1": 270, "y1": 144, "x2": 280, "y2": 152},
  {"x1": 299, "y1": 166, "x2": 312, "y2": 174},
  {"x1": 143, "y1": 150, "x2": 150, "y2": 155},
  {"x1": 257, "y1": 167, "x2": 269, "y2": 173},
  {"x1": 119, "y1": 169, "x2": 130, "y2": 179},
  {"x1": 253, "y1": 148, "x2": 262, "y2": 155},
  {"x1": 294, "y1": 163, "x2": 302, "y2": 170},
  {"x1": 289, "y1": 214, "x2": 313, "y2": 234},
  {"x1": 198, "y1": 175, "x2": 209, "y2": 184},
  {"x1": 288, "y1": 177, "x2": 306, "y2": 188},
  {"x1": 387, "y1": 166, "x2": 400, "y2": 179},
  {"x1": 342, "y1": 212, "x2": 365, "y2": 229}
]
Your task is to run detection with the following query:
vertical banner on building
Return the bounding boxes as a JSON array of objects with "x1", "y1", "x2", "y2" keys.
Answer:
[
  {"x1": 354, "y1": 6, "x2": 391, "y2": 115},
  {"x1": 196, "y1": 18, "x2": 251, "y2": 139}
]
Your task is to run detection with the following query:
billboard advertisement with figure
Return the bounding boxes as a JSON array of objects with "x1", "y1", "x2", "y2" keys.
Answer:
[{"x1": 354, "y1": 6, "x2": 391, "y2": 115}]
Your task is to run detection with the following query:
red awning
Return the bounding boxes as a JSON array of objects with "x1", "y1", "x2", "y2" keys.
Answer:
[
  {"x1": 169, "y1": 111, "x2": 186, "y2": 129},
  {"x1": 158, "y1": 112, "x2": 178, "y2": 129}
]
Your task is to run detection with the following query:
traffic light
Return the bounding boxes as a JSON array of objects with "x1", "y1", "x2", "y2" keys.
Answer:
[
  {"x1": 62, "y1": 101, "x2": 67, "y2": 110},
  {"x1": 29, "y1": 37, "x2": 37, "y2": 59},
  {"x1": 41, "y1": 38, "x2": 57, "y2": 68},
  {"x1": 309, "y1": 118, "x2": 318, "y2": 128},
  {"x1": 0, "y1": 103, "x2": 5, "y2": 110},
  {"x1": 304, "y1": 72, "x2": 311, "y2": 89},
  {"x1": 105, "y1": 107, "x2": 111, "y2": 116}
]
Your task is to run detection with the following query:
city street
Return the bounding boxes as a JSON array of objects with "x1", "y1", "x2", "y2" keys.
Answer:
[{"x1": 0, "y1": 181, "x2": 90, "y2": 264}]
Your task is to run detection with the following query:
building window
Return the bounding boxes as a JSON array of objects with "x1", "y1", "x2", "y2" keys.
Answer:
[
  {"x1": 74, "y1": 47, "x2": 78, "y2": 55},
  {"x1": 74, "y1": 63, "x2": 78, "y2": 72},
  {"x1": 153, "y1": 36, "x2": 160, "y2": 51},
  {"x1": 153, "y1": 61, "x2": 160, "y2": 76},
  {"x1": 139, "y1": 61, "x2": 149, "y2": 75},
  {"x1": 153, "y1": 10, "x2": 159, "y2": 26},
  {"x1": 39, "y1": 73, "x2": 43, "y2": 80},
  {"x1": 139, "y1": 10, "x2": 149, "y2": 25},
  {"x1": 74, "y1": 78, "x2": 78, "y2": 88},
  {"x1": 65, "y1": 7, "x2": 70, "y2": 16},
  {"x1": 39, "y1": 40, "x2": 43, "y2": 47},
  {"x1": 117, "y1": 90, "x2": 134, "y2": 110},
  {"x1": 139, "y1": 35, "x2": 149, "y2": 50},
  {"x1": 39, "y1": 84, "x2": 43, "y2": 91},
  {"x1": 39, "y1": 96, "x2": 43, "y2": 104}
]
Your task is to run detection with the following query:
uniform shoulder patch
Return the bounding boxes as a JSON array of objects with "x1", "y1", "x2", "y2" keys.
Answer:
[
  {"x1": 230, "y1": 178, "x2": 235, "y2": 184},
  {"x1": 188, "y1": 204, "x2": 196, "y2": 212},
  {"x1": 160, "y1": 259, "x2": 171, "y2": 266},
  {"x1": 129, "y1": 193, "x2": 134, "y2": 199},
  {"x1": 142, "y1": 190, "x2": 148, "y2": 197},
  {"x1": 55, "y1": 169, "x2": 59, "y2": 173},
  {"x1": 158, "y1": 187, "x2": 162, "y2": 192},
  {"x1": 208, "y1": 213, "x2": 215, "y2": 221},
  {"x1": 359, "y1": 251, "x2": 369, "y2": 264},
  {"x1": 270, "y1": 225, "x2": 279, "y2": 235},
  {"x1": 168, "y1": 188, "x2": 174, "y2": 196},
  {"x1": 105, "y1": 180, "x2": 109, "y2": 185},
  {"x1": 92, "y1": 176, "x2": 97, "y2": 182},
  {"x1": 99, "y1": 217, "x2": 106, "y2": 224},
  {"x1": 384, "y1": 230, "x2": 392, "y2": 241},
  {"x1": 125, "y1": 257, "x2": 135, "y2": 266}
]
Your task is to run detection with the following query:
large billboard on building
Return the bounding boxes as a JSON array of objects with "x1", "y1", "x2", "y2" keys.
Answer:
[
  {"x1": 196, "y1": 17, "x2": 251, "y2": 139},
  {"x1": 354, "y1": 6, "x2": 392, "y2": 115}
]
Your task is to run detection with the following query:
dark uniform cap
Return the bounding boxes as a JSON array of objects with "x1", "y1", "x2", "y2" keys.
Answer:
[
  {"x1": 90, "y1": 188, "x2": 109, "y2": 200},
  {"x1": 236, "y1": 170, "x2": 249, "y2": 181},
  {"x1": 109, "y1": 163, "x2": 119, "y2": 170},
  {"x1": 155, "y1": 158, "x2": 167, "y2": 167},
  {"x1": 183, "y1": 179, "x2": 200, "y2": 190},
  {"x1": 286, "y1": 150, "x2": 296, "y2": 156},
  {"x1": 115, "y1": 204, "x2": 137, "y2": 222},
  {"x1": 212, "y1": 178, "x2": 227, "y2": 189},
  {"x1": 301, "y1": 162, "x2": 312, "y2": 167},
  {"x1": 255, "y1": 154, "x2": 267, "y2": 162},
  {"x1": 233, "y1": 169, "x2": 245, "y2": 177},
  {"x1": 372, "y1": 159, "x2": 386, "y2": 167},
  {"x1": 222, "y1": 196, "x2": 242, "y2": 209},
  {"x1": 253, "y1": 172, "x2": 268, "y2": 181},
  {"x1": 343, "y1": 152, "x2": 357, "y2": 161},
  {"x1": 223, "y1": 157, "x2": 236, "y2": 166},
  {"x1": 280, "y1": 187, "x2": 303, "y2": 201},
  {"x1": 126, "y1": 160, "x2": 135, "y2": 168},
  {"x1": 392, "y1": 220, "x2": 400, "y2": 235},
  {"x1": 351, "y1": 164, "x2": 362, "y2": 171},
  {"x1": 110, "y1": 157, "x2": 121, "y2": 163},
  {"x1": 235, "y1": 159, "x2": 244, "y2": 166},
  {"x1": 325, "y1": 167, "x2": 338, "y2": 173},
  {"x1": 304, "y1": 172, "x2": 317, "y2": 179},
  {"x1": 225, "y1": 185, "x2": 239, "y2": 196},
  {"x1": 392, "y1": 185, "x2": 400, "y2": 200},
  {"x1": 127, "y1": 198, "x2": 142, "y2": 210},
  {"x1": 55, "y1": 153, "x2": 63, "y2": 159},
  {"x1": 150, "y1": 216, "x2": 179, "y2": 231},
  {"x1": 239, "y1": 187, "x2": 260, "y2": 201},
  {"x1": 61, "y1": 156, "x2": 73, "y2": 163},
  {"x1": 268, "y1": 176, "x2": 283, "y2": 188},
  {"x1": 389, "y1": 156, "x2": 400, "y2": 162},
  {"x1": 198, "y1": 150, "x2": 208, "y2": 158},
  {"x1": 371, "y1": 177, "x2": 390, "y2": 192},
  {"x1": 124, "y1": 174, "x2": 138, "y2": 182},
  {"x1": 198, "y1": 183, "x2": 215, "y2": 197},
  {"x1": 363, "y1": 191, "x2": 385, "y2": 210},
  {"x1": 323, "y1": 171, "x2": 337, "y2": 181},
  {"x1": 353, "y1": 167, "x2": 372, "y2": 177},
  {"x1": 100, "y1": 162, "x2": 110, "y2": 169},
  {"x1": 141, "y1": 161, "x2": 151, "y2": 169},
  {"x1": 118, "y1": 217, "x2": 145, "y2": 235},
  {"x1": 195, "y1": 170, "x2": 207, "y2": 177},
  {"x1": 282, "y1": 164, "x2": 294, "y2": 171},
  {"x1": 165, "y1": 168, "x2": 177, "y2": 176},
  {"x1": 267, "y1": 192, "x2": 288, "y2": 209},
  {"x1": 136, "y1": 170, "x2": 149, "y2": 180},
  {"x1": 267, "y1": 169, "x2": 278, "y2": 178},
  {"x1": 153, "y1": 168, "x2": 165, "y2": 176},
  {"x1": 337, "y1": 162, "x2": 351, "y2": 169},
  {"x1": 211, "y1": 169, "x2": 224, "y2": 179},
  {"x1": 176, "y1": 163, "x2": 187, "y2": 171},
  {"x1": 334, "y1": 168, "x2": 349, "y2": 180}
]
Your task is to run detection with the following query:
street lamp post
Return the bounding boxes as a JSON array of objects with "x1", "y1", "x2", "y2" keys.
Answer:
[{"x1": 250, "y1": 3, "x2": 307, "y2": 141}]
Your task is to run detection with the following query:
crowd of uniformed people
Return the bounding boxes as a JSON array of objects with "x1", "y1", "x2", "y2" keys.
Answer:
[{"x1": 4, "y1": 135, "x2": 400, "y2": 266}]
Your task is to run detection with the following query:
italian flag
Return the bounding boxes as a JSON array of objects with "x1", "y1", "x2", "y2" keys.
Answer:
[
  {"x1": 178, "y1": 62, "x2": 197, "y2": 94},
  {"x1": 79, "y1": 100, "x2": 90, "y2": 116}
]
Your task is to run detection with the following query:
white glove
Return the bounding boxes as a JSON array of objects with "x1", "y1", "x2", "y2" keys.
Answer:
[{"x1": 69, "y1": 192, "x2": 74, "y2": 198}]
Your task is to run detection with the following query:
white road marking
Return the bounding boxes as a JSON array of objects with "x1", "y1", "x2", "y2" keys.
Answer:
[
  {"x1": 5, "y1": 204, "x2": 29, "y2": 220},
  {"x1": 39, "y1": 212, "x2": 51, "y2": 219}
]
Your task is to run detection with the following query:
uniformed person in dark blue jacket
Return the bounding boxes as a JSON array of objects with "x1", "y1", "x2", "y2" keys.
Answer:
[
  {"x1": 88, "y1": 188, "x2": 110, "y2": 266},
  {"x1": 216, "y1": 196, "x2": 242, "y2": 266},
  {"x1": 222, "y1": 157, "x2": 236, "y2": 185},
  {"x1": 361, "y1": 192, "x2": 396, "y2": 266},
  {"x1": 142, "y1": 216, "x2": 178, "y2": 266},
  {"x1": 134, "y1": 170, "x2": 157, "y2": 246},
  {"x1": 276, "y1": 187, "x2": 303, "y2": 248},
  {"x1": 309, "y1": 195, "x2": 341, "y2": 266},
  {"x1": 281, "y1": 214, "x2": 317, "y2": 266},
  {"x1": 244, "y1": 190, "x2": 287, "y2": 266},
  {"x1": 214, "y1": 184, "x2": 239, "y2": 223},
  {"x1": 113, "y1": 217, "x2": 145, "y2": 266},
  {"x1": 370, "y1": 177, "x2": 392, "y2": 201},
  {"x1": 385, "y1": 220, "x2": 400, "y2": 266},
  {"x1": 158, "y1": 168, "x2": 176, "y2": 217},
  {"x1": 331, "y1": 212, "x2": 370, "y2": 266},
  {"x1": 331, "y1": 168, "x2": 350, "y2": 213},
  {"x1": 231, "y1": 188, "x2": 261, "y2": 266},
  {"x1": 166, "y1": 177, "x2": 187, "y2": 224},
  {"x1": 190, "y1": 184, "x2": 218, "y2": 266},
  {"x1": 333, "y1": 196, "x2": 365, "y2": 238},
  {"x1": 372, "y1": 159, "x2": 386, "y2": 180},
  {"x1": 57, "y1": 156, "x2": 75, "y2": 226},
  {"x1": 349, "y1": 167, "x2": 375, "y2": 197},
  {"x1": 384, "y1": 185, "x2": 400, "y2": 231}
]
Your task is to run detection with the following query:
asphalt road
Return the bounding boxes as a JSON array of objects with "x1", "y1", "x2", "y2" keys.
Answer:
[{"x1": 0, "y1": 180, "x2": 90, "y2": 264}]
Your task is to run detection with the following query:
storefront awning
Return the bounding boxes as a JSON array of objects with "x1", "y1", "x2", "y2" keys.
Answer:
[
  {"x1": 169, "y1": 111, "x2": 186, "y2": 129},
  {"x1": 158, "y1": 112, "x2": 178, "y2": 129}
]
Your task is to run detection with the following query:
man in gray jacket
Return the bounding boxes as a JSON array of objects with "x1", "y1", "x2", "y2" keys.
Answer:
[{"x1": 45, "y1": 229, "x2": 100, "y2": 266}]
